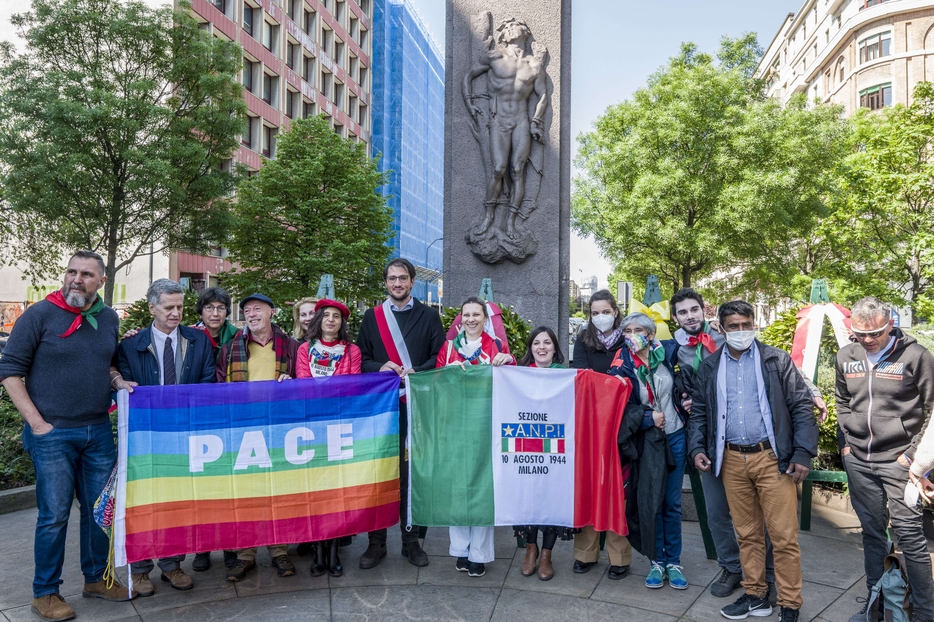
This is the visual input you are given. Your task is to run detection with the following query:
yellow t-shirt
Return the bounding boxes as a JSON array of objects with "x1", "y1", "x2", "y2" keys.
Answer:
[{"x1": 246, "y1": 341, "x2": 276, "y2": 381}]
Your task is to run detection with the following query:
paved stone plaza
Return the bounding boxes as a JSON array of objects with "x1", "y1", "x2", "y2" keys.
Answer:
[{"x1": 0, "y1": 503, "x2": 913, "y2": 621}]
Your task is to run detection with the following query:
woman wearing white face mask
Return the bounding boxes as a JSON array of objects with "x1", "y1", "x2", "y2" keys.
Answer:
[
  {"x1": 610, "y1": 312, "x2": 689, "y2": 591},
  {"x1": 571, "y1": 290, "x2": 632, "y2": 578}
]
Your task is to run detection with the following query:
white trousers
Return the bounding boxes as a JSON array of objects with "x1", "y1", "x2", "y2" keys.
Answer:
[{"x1": 449, "y1": 526, "x2": 495, "y2": 563}]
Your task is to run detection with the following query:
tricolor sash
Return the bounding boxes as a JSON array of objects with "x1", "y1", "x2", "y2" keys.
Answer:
[{"x1": 375, "y1": 299, "x2": 413, "y2": 397}]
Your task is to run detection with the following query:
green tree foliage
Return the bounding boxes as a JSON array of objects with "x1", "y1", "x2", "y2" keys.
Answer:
[
  {"x1": 221, "y1": 116, "x2": 393, "y2": 309},
  {"x1": 573, "y1": 35, "x2": 850, "y2": 301},
  {"x1": 820, "y1": 82, "x2": 934, "y2": 318},
  {"x1": 0, "y1": 0, "x2": 246, "y2": 305}
]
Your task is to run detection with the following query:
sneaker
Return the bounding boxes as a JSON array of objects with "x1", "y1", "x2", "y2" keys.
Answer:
[
  {"x1": 468, "y1": 562, "x2": 486, "y2": 577},
  {"x1": 226, "y1": 559, "x2": 256, "y2": 582},
  {"x1": 778, "y1": 607, "x2": 799, "y2": 622},
  {"x1": 192, "y1": 552, "x2": 211, "y2": 572},
  {"x1": 720, "y1": 593, "x2": 772, "y2": 620},
  {"x1": 160, "y1": 568, "x2": 193, "y2": 590},
  {"x1": 455, "y1": 557, "x2": 469, "y2": 572},
  {"x1": 31, "y1": 594, "x2": 75, "y2": 622},
  {"x1": 849, "y1": 595, "x2": 883, "y2": 622},
  {"x1": 666, "y1": 564, "x2": 688, "y2": 590},
  {"x1": 645, "y1": 561, "x2": 666, "y2": 589},
  {"x1": 272, "y1": 555, "x2": 296, "y2": 577},
  {"x1": 710, "y1": 568, "x2": 743, "y2": 598}
]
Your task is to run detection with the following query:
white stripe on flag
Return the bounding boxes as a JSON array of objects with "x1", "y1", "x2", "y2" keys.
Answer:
[{"x1": 491, "y1": 367, "x2": 576, "y2": 527}]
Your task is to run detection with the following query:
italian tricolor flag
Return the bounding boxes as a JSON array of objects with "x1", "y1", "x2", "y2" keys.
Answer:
[{"x1": 406, "y1": 366, "x2": 631, "y2": 534}]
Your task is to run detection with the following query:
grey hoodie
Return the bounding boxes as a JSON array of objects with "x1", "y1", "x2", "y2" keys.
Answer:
[{"x1": 835, "y1": 328, "x2": 934, "y2": 462}]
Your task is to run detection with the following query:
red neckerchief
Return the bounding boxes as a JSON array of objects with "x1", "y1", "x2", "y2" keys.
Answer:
[
  {"x1": 45, "y1": 291, "x2": 99, "y2": 338},
  {"x1": 687, "y1": 332, "x2": 717, "y2": 353}
]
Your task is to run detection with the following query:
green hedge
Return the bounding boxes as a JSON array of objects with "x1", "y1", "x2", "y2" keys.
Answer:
[{"x1": 0, "y1": 387, "x2": 34, "y2": 490}]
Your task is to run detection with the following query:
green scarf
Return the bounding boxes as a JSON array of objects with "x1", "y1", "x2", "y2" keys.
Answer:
[{"x1": 633, "y1": 343, "x2": 666, "y2": 405}]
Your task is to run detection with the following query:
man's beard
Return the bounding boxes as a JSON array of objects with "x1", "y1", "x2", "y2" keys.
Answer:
[
  {"x1": 682, "y1": 321, "x2": 704, "y2": 336},
  {"x1": 65, "y1": 289, "x2": 92, "y2": 308}
]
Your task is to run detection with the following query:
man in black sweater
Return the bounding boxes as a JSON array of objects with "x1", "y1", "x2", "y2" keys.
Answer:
[
  {"x1": 355, "y1": 258, "x2": 445, "y2": 569},
  {"x1": 0, "y1": 251, "x2": 136, "y2": 622}
]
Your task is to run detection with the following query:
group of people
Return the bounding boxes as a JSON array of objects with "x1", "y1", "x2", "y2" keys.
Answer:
[{"x1": 1, "y1": 250, "x2": 933, "y2": 622}]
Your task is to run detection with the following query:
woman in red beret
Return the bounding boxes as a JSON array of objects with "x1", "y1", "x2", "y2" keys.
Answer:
[
  {"x1": 296, "y1": 299, "x2": 361, "y2": 378},
  {"x1": 295, "y1": 298, "x2": 361, "y2": 578}
]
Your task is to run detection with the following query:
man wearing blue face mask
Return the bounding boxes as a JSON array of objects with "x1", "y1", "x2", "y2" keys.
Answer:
[{"x1": 687, "y1": 300, "x2": 818, "y2": 622}]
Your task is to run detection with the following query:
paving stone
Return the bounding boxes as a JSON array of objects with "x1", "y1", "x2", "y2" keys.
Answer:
[
  {"x1": 502, "y1": 544, "x2": 606, "y2": 598},
  {"x1": 493, "y1": 587, "x2": 679, "y2": 621},
  {"x1": 330, "y1": 585, "x2": 498, "y2": 621},
  {"x1": 3, "y1": 596, "x2": 137, "y2": 622},
  {"x1": 140, "y1": 590, "x2": 330, "y2": 622},
  {"x1": 417, "y1": 553, "x2": 510, "y2": 588}
]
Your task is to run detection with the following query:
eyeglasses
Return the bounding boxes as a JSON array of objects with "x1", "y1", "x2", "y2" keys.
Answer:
[
  {"x1": 852, "y1": 326, "x2": 889, "y2": 339},
  {"x1": 386, "y1": 275, "x2": 410, "y2": 283},
  {"x1": 203, "y1": 305, "x2": 227, "y2": 313}
]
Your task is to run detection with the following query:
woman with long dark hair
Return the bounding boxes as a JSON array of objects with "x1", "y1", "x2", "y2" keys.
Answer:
[
  {"x1": 514, "y1": 326, "x2": 575, "y2": 581},
  {"x1": 571, "y1": 289, "x2": 632, "y2": 580}
]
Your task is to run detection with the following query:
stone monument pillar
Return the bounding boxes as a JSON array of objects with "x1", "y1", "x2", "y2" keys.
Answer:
[{"x1": 443, "y1": 0, "x2": 571, "y2": 347}]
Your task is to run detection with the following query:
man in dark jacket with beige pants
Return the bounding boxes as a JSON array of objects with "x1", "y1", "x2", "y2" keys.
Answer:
[
  {"x1": 836, "y1": 296, "x2": 934, "y2": 622},
  {"x1": 688, "y1": 300, "x2": 817, "y2": 622}
]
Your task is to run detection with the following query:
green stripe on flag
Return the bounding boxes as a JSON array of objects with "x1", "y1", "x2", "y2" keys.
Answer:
[{"x1": 408, "y1": 365, "x2": 495, "y2": 526}]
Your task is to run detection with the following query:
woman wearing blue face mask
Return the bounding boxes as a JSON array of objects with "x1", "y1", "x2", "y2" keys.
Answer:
[
  {"x1": 610, "y1": 312, "x2": 689, "y2": 592},
  {"x1": 571, "y1": 289, "x2": 632, "y2": 579}
]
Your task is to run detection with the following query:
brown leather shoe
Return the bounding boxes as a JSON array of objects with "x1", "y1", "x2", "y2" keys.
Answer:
[
  {"x1": 161, "y1": 568, "x2": 194, "y2": 590},
  {"x1": 83, "y1": 578, "x2": 137, "y2": 601},
  {"x1": 128, "y1": 573, "x2": 154, "y2": 597},
  {"x1": 521, "y1": 543, "x2": 538, "y2": 576},
  {"x1": 538, "y1": 548, "x2": 554, "y2": 581},
  {"x1": 31, "y1": 594, "x2": 75, "y2": 622}
]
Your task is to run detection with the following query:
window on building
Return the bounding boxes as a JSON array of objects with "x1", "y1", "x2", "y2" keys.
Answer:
[
  {"x1": 303, "y1": 55, "x2": 315, "y2": 85},
  {"x1": 243, "y1": 58, "x2": 255, "y2": 93},
  {"x1": 303, "y1": 100, "x2": 315, "y2": 118},
  {"x1": 836, "y1": 56, "x2": 845, "y2": 84},
  {"x1": 304, "y1": 8, "x2": 316, "y2": 36},
  {"x1": 334, "y1": 81, "x2": 343, "y2": 106},
  {"x1": 359, "y1": 28, "x2": 368, "y2": 53},
  {"x1": 286, "y1": 90, "x2": 298, "y2": 118},
  {"x1": 334, "y1": 39, "x2": 344, "y2": 65},
  {"x1": 349, "y1": 56, "x2": 358, "y2": 82},
  {"x1": 863, "y1": 0, "x2": 892, "y2": 8},
  {"x1": 348, "y1": 94, "x2": 357, "y2": 122},
  {"x1": 859, "y1": 83, "x2": 892, "y2": 109},
  {"x1": 859, "y1": 31, "x2": 892, "y2": 63},
  {"x1": 243, "y1": 4, "x2": 256, "y2": 37},
  {"x1": 358, "y1": 103, "x2": 367, "y2": 128},
  {"x1": 321, "y1": 0, "x2": 330, "y2": 11},
  {"x1": 321, "y1": 70, "x2": 332, "y2": 99},
  {"x1": 242, "y1": 115, "x2": 257, "y2": 148},
  {"x1": 263, "y1": 125, "x2": 277, "y2": 158},
  {"x1": 264, "y1": 21, "x2": 278, "y2": 53},
  {"x1": 349, "y1": 17, "x2": 358, "y2": 41},
  {"x1": 824, "y1": 70, "x2": 831, "y2": 94},
  {"x1": 358, "y1": 66, "x2": 368, "y2": 89},
  {"x1": 825, "y1": 29, "x2": 830, "y2": 45},
  {"x1": 336, "y1": 0, "x2": 346, "y2": 26},
  {"x1": 359, "y1": 0, "x2": 370, "y2": 17},
  {"x1": 212, "y1": 0, "x2": 228, "y2": 16},
  {"x1": 286, "y1": 41, "x2": 297, "y2": 69},
  {"x1": 263, "y1": 73, "x2": 278, "y2": 106},
  {"x1": 286, "y1": 0, "x2": 298, "y2": 21},
  {"x1": 322, "y1": 28, "x2": 333, "y2": 56},
  {"x1": 333, "y1": 123, "x2": 343, "y2": 138}
]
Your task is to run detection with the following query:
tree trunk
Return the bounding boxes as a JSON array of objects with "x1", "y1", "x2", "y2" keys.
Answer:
[
  {"x1": 104, "y1": 246, "x2": 118, "y2": 307},
  {"x1": 681, "y1": 264, "x2": 692, "y2": 289}
]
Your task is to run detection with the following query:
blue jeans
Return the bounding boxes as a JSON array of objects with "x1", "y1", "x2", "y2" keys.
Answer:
[
  {"x1": 654, "y1": 428, "x2": 686, "y2": 566},
  {"x1": 23, "y1": 423, "x2": 116, "y2": 597}
]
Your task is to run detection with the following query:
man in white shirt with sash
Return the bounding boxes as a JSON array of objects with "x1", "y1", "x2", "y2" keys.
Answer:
[{"x1": 355, "y1": 258, "x2": 446, "y2": 568}]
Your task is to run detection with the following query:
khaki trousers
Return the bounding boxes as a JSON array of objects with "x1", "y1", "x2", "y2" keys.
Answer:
[
  {"x1": 722, "y1": 448, "x2": 803, "y2": 609},
  {"x1": 573, "y1": 525, "x2": 632, "y2": 567},
  {"x1": 237, "y1": 545, "x2": 289, "y2": 562}
]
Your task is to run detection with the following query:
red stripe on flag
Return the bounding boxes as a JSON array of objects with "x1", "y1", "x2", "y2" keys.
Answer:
[
  {"x1": 521, "y1": 438, "x2": 543, "y2": 453},
  {"x1": 124, "y1": 502, "x2": 399, "y2": 563},
  {"x1": 558, "y1": 439, "x2": 565, "y2": 454},
  {"x1": 573, "y1": 370, "x2": 631, "y2": 535}
]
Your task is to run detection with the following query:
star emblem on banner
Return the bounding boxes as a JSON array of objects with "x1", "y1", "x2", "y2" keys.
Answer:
[{"x1": 502, "y1": 425, "x2": 515, "y2": 437}]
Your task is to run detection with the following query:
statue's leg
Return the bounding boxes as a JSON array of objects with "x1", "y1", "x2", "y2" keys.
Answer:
[
  {"x1": 474, "y1": 200, "x2": 498, "y2": 235},
  {"x1": 506, "y1": 123, "x2": 533, "y2": 239}
]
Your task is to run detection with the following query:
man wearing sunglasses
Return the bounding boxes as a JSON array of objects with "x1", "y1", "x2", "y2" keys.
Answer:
[{"x1": 836, "y1": 297, "x2": 934, "y2": 622}]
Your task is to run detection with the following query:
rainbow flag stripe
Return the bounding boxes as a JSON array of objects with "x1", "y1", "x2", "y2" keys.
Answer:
[{"x1": 113, "y1": 372, "x2": 401, "y2": 565}]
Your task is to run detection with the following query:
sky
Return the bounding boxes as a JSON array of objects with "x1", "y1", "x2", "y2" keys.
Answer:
[{"x1": 0, "y1": 0, "x2": 805, "y2": 290}]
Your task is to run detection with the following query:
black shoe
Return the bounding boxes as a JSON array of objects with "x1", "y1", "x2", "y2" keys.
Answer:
[
  {"x1": 401, "y1": 540, "x2": 429, "y2": 567},
  {"x1": 720, "y1": 593, "x2": 771, "y2": 619},
  {"x1": 573, "y1": 560, "x2": 597, "y2": 574},
  {"x1": 468, "y1": 562, "x2": 485, "y2": 577},
  {"x1": 778, "y1": 608, "x2": 799, "y2": 622},
  {"x1": 223, "y1": 550, "x2": 237, "y2": 569},
  {"x1": 359, "y1": 541, "x2": 387, "y2": 569},
  {"x1": 328, "y1": 540, "x2": 343, "y2": 578},
  {"x1": 455, "y1": 557, "x2": 469, "y2": 572},
  {"x1": 767, "y1": 581, "x2": 777, "y2": 607},
  {"x1": 192, "y1": 552, "x2": 211, "y2": 572},
  {"x1": 849, "y1": 595, "x2": 883, "y2": 622},
  {"x1": 225, "y1": 559, "x2": 255, "y2": 582},
  {"x1": 272, "y1": 555, "x2": 295, "y2": 577},
  {"x1": 296, "y1": 542, "x2": 313, "y2": 556},
  {"x1": 710, "y1": 568, "x2": 743, "y2": 598},
  {"x1": 607, "y1": 565, "x2": 629, "y2": 580},
  {"x1": 311, "y1": 542, "x2": 327, "y2": 577}
]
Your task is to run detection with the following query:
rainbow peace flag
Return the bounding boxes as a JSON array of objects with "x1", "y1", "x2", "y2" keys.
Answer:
[{"x1": 113, "y1": 373, "x2": 401, "y2": 565}]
